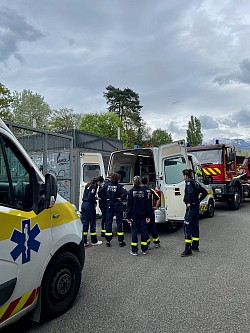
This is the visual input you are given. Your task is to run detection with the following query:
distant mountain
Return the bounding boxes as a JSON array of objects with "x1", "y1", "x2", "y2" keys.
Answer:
[{"x1": 204, "y1": 138, "x2": 250, "y2": 152}]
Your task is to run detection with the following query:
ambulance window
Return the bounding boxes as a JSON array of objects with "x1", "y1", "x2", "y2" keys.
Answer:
[
  {"x1": 83, "y1": 164, "x2": 100, "y2": 182},
  {"x1": 115, "y1": 166, "x2": 130, "y2": 183},
  {"x1": 0, "y1": 136, "x2": 32, "y2": 210},
  {"x1": 164, "y1": 156, "x2": 186, "y2": 184}
]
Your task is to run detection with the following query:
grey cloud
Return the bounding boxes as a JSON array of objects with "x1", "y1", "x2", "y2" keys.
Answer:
[
  {"x1": 231, "y1": 109, "x2": 250, "y2": 126},
  {"x1": 0, "y1": 7, "x2": 45, "y2": 62},
  {"x1": 219, "y1": 118, "x2": 238, "y2": 127},
  {"x1": 199, "y1": 115, "x2": 219, "y2": 129},
  {"x1": 213, "y1": 58, "x2": 250, "y2": 86},
  {"x1": 166, "y1": 121, "x2": 187, "y2": 137}
]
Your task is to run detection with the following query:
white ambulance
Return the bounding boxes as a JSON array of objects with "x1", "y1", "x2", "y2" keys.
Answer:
[
  {"x1": 107, "y1": 140, "x2": 215, "y2": 231},
  {"x1": 0, "y1": 119, "x2": 84, "y2": 329}
]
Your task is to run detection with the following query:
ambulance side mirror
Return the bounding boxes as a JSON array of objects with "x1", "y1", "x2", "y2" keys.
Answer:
[
  {"x1": 44, "y1": 173, "x2": 57, "y2": 208},
  {"x1": 32, "y1": 169, "x2": 57, "y2": 214}
]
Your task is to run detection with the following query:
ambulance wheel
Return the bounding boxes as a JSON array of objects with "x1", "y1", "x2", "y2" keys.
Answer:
[
  {"x1": 205, "y1": 199, "x2": 214, "y2": 218},
  {"x1": 41, "y1": 251, "x2": 82, "y2": 321},
  {"x1": 167, "y1": 221, "x2": 178, "y2": 233}
]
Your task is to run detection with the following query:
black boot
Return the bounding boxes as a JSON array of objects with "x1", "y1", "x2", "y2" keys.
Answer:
[
  {"x1": 191, "y1": 241, "x2": 199, "y2": 252},
  {"x1": 181, "y1": 244, "x2": 192, "y2": 257}
]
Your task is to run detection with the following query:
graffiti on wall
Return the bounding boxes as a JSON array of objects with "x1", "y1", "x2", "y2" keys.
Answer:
[{"x1": 30, "y1": 151, "x2": 71, "y2": 201}]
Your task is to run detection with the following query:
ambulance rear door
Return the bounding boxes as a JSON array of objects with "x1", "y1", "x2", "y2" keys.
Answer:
[
  {"x1": 158, "y1": 140, "x2": 188, "y2": 221},
  {"x1": 79, "y1": 153, "x2": 105, "y2": 211},
  {"x1": 0, "y1": 130, "x2": 52, "y2": 323}
]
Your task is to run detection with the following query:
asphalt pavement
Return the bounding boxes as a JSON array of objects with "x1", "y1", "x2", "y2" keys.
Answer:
[{"x1": 4, "y1": 199, "x2": 250, "y2": 333}]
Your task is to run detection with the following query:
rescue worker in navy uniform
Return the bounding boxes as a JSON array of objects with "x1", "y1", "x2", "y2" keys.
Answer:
[
  {"x1": 104, "y1": 173, "x2": 127, "y2": 247},
  {"x1": 141, "y1": 177, "x2": 160, "y2": 248},
  {"x1": 127, "y1": 176, "x2": 151, "y2": 255},
  {"x1": 98, "y1": 174, "x2": 112, "y2": 237},
  {"x1": 181, "y1": 169, "x2": 208, "y2": 257},
  {"x1": 81, "y1": 176, "x2": 104, "y2": 246}
]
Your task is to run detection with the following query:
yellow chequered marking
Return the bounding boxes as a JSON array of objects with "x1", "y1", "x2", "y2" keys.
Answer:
[
  {"x1": 214, "y1": 168, "x2": 221, "y2": 174},
  {"x1": 0, "y1": 202, "x2": 78, "y2": 241},
  {"x1": 207, "y1": 168, "x2": 217, "y2": 175},
  {"x1": 0, "y1": 288, "x2": 39, "y2": 323}
]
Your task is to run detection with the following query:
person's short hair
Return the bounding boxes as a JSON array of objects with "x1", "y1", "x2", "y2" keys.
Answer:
[
  {"x1": 133, "y1": 175, "x2": 141, "y2": 186},
  {"x1": 141, "y1": 176, "x2": 149, "y2": 185},
  {"x1": 110, "y1": 173, "x2": 120, "y2": 183},
  {"x1": 182, "y1": 169, "x2": 193, "y2": 178}
]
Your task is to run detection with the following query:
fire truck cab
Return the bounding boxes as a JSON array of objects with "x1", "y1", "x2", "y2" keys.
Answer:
[{"x1": 187, "y1": 143, "x2": 245, "y2": 210}]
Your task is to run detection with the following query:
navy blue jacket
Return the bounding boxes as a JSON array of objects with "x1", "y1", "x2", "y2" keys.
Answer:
[
  {"x1": 104, "y1": 182, "x2": 127, "y2": 206},
  {"x1": 127, "y1": 186, "x2": 150, "y2": 219},
  {"x1": 183, "y1": 179, "x2": 208, "y2": 206},
  {"x1": 98, "y1": 179, "x2": 109, "y2": 208},
  {"x1": 82, "y1": 183, "x2": 98, "y2": 205}
]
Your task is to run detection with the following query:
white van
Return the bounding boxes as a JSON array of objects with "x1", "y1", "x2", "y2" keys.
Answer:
[
  {"x1": 107, "y1": 140, "x2": 215, "y2": 231},
  {"x1": 78, "y1": 152, "x2": 105, "y2": 213},
  {"x1": 0, "y1": 119, "x2": 84, "y2": 329}
]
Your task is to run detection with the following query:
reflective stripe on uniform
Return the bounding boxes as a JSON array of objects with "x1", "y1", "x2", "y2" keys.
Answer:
[
  {"x1": 185, "y1": 239, "x2": 192, "y2": 243},
  {"x1": 105, "y1": 232, "x2": 112, "y2": 236},
  {"x1": 117, "y1": 232, "x2": 124, "y2": 236},
  {"x1": 90, "y1": 232, "x2": 97, "y2": 236},
  {"x1": 153, "y1": 237, "x2": 159, "y2": 242},
  {"x1": 101, "y1": 229, "x2": 106, "y2": 233},
  {"x1": 192, "y1": 237, "x2": 199, "y2": 241},
  {"x1": 131, "y1": 242, "x2": 138, "y2": 246},
  {"x1": 83, "y1": 232, "x2": 88, "y2": 236},
  {"x1": 141, "y1": 241, "x2": 147, "y2": 246}
]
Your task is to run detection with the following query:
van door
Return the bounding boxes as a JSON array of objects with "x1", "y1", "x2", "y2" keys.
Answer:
[
  {"x1": 0, "y1": 133, "x2": 52, "y2": 320},
  {"x1": 79, "y1": 153, "x2": 105, "y2": 211},
  {"x1": 158, "y1": 140, "x2": 188, "y2": 221}
]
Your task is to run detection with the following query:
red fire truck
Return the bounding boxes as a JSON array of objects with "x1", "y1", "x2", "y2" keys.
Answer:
[
  {"x1": 237, "y1": 156, "x2": 250, "y2": 198},
  {"x1": 187, "y1": 143, "x2": 249, "y2": 210}
]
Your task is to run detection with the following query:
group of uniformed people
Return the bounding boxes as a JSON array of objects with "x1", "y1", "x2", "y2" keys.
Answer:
[
  {"x1": 81, "y1": 169, "x2": 208, "y2": 257},
  {"x1": 81, "y1": 172, "x2": 161, "y2": 255}
]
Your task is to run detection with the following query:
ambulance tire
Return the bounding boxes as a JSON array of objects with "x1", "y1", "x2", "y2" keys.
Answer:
[
  {"x1": 167, "y1": 221, "x2": 178, "y2": 233},
  {"x1": 205, "y1": 199, "x2": 214, "y2": 218},
  {"x1": 41, "y1": 251, "x2": 82, "y2": 321}
]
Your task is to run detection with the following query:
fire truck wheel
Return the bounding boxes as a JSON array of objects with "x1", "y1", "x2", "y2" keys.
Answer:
[
  {"x1": 205, "y1": 199, "x2": 214, "y2": 218},
  {"x1": 227, "y1": 188, "x2": 241, "y2": 210},
  {"x1": 41, "y1": 251, "x2": 82, "y2": 321}
]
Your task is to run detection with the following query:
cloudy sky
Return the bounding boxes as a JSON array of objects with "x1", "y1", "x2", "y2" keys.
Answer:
[{"x1": 1, "y1": 0, "x2": 250, "y2": 142}]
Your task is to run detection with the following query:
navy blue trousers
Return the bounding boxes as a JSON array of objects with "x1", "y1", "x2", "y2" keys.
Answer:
[
  {"x1": 130, "y1": 215, "x2": 149, "y2": 253},
  {"x1": 81, "y1": 201, "x2": 97, "y2": 244},
  {"x1": 183, "y1": 203, "x2": 199, "y2": 245},
  {"x1": 100, "y1": 203, "x2": 107, "y2": 235},
  {"x1": 105, "y1": 204, "x2": 124, "y2": 242},
  {"x1": 147, "y1": 210, "x2": 160, "y2": 245}
]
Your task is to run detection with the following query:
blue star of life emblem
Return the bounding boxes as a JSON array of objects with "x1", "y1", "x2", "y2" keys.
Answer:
[{"x1": 10, "y1": 219, "x2": 41, "y2": 264}]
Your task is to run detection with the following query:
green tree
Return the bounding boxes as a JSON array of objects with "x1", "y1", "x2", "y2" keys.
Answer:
[
  {"x1": 11, "y1": 89, "x2": 51, "y2": 129},
  {"x1": 79, "y1": 112, "x2": 125, "y2": 140},
  {"x1": 0, "y1": 83, "x2": 13, "y2": 120},
  {"x1": 49, "y1": 108, "x2": 83, "y2": 131},
  {"x1": 103, "y1": 85, "x2": 142, "y2": 124},
  {"x1": 151, "y1": 128, "x2": 172, "y2": 146},
  {"x1": 186, "y1": 115, "x2": 203, "y2": 146}
]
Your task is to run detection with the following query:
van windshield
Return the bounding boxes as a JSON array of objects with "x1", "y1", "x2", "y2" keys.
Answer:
[{"x1": 164, "y1": 156, "x2": 186, "y2": 184}]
